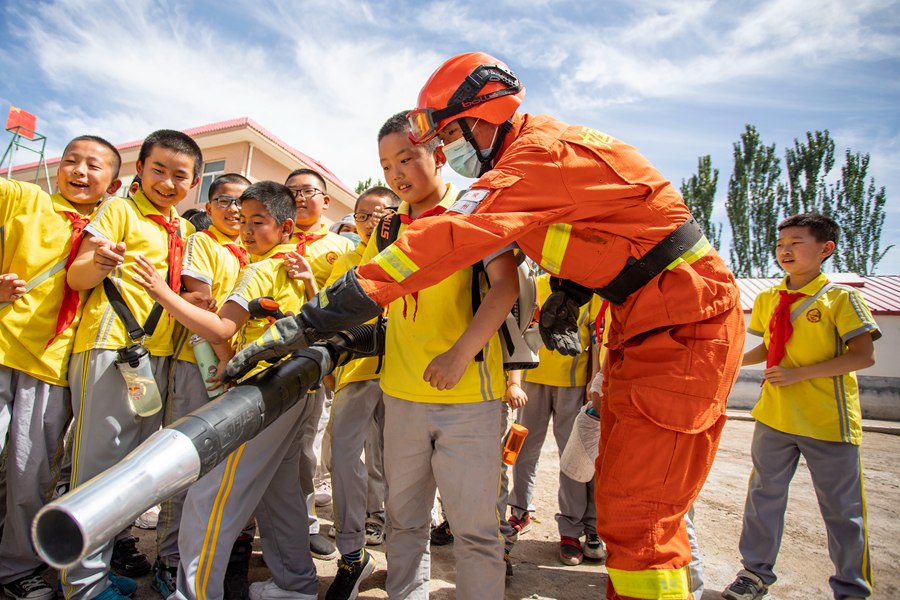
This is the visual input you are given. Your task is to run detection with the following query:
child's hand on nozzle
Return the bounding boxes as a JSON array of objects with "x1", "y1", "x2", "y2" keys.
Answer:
[
  {"x1": 0, "y1": 273, "x2": 26, "y2": 302},
  {"x1": 91, "y1": 238, "x2": 126, "y2": 273},
  {"x1": 588, "y1": 370, "x2": 603, "y2": 413},
  {"x1": 131, "y1": 255, "x2": 170, "y2": 300}
]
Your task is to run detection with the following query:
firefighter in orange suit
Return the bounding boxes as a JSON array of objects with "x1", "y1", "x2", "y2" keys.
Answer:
[{"x1": 226, "y1": 52, "x2": 746, "y2": 600}]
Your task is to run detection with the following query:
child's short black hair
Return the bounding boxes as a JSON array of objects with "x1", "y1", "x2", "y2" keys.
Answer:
[
  {"x1": 209, "y1": 173, "x2": 251, "y2": 201},
  {"x1": 285, "y1": 168, "x2": 327, "y2": 192},
  {"x1": 240, "y1": 181, "x2": 295, "y2": 225},
  {"x1": 181, "y1": 208, "x2": 212, "y2": 231},
  {"x1": 63, "y1": 135, "x2": 122, "y2": 179},
  {"x1": 778, "y1": 212, "x2": 839, "y2": 244},
  {"x1": 378, "y1": 111, "x2": 440, "y2": 152},
  {"x1": 355, "y1": 185, "x2": 400, "y2": 212},
  {"x1": 139, "y1": 129, "x2": 203, "y2": 179}
]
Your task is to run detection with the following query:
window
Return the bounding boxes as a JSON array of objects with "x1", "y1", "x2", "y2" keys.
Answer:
[{"x1": 196, "y1": 160, "x2": 226, "y2": 204}]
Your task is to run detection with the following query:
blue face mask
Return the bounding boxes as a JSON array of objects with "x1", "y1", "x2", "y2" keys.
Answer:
[
  {"x1": 339, "y1": 231, "x2": 361, "y2": 246},
  {"x1": 443, "y1": 135, "x2": 485, "y2": 179}
]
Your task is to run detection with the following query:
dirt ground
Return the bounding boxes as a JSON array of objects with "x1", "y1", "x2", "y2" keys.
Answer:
[{"x1": 51, "y1": 416, "x2": 898, "y2": 599}]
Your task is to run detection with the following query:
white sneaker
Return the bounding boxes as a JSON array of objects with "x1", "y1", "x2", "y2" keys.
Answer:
[
  {"x1": 365, "y1": 517, "x2": 385, "y2": 546},
  {"x1": 314, "y1": 479, "x2": 332, "y2": 507},
  {"x1": 583, "y1": 534, "x2": 607, "y2": 561},
  {"x1": 248, "y1": 579, "x2": 316, "y2": 600},
  {"x1": 134, "y1": 504, "x2": 160, "y2": 529}
]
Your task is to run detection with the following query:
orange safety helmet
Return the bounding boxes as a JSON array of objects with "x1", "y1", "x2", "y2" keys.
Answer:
[{"x1": 407, "y1": 52, "x2": 525, "y2": 144}]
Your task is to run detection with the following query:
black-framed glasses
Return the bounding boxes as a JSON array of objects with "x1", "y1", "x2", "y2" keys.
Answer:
[
  {"x1": 354, "y1": 212, "x2": 377, "y2": 222},
  {"x1": 289, "y1": 187, "x2": 324, "y2": 201},
  {"x1": 212, "y1": 195, "x2": 242, "y2": 208}
]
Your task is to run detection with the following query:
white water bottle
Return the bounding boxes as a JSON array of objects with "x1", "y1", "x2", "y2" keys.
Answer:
[
  {"x1": 190, "y1": 334, "x2": 224, "y2": 398},
  {"x1": 115, "y1": 344, "x2": 162, "y2": 417}
]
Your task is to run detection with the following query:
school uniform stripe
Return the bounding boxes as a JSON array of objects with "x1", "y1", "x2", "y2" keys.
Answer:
[{"x1": 198, "y1": 444, "x2": 246, "y2": 600}]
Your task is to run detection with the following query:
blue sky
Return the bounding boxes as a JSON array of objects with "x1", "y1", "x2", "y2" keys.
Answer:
[{"x1": 2, "y1": 0, "x2": 899, "y2": 273}]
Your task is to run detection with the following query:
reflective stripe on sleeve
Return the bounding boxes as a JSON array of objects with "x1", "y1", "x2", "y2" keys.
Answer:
[
  {"x1": 606, "y1": 566, "x2": 691, "y2": 599},
  {"x1": 665, "y1": 235, "x2": 712, "y2": 271},
  {"x1": 540, "y1": 223, "x2": 572, "y2": 274},
  {"x1": 372, "y1": 245, "x2": 419, "y2": 283}
]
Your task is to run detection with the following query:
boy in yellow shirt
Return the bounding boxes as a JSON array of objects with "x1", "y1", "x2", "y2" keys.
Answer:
[
  {"x1": 132, "y1": 181, "x2": 319, "y2": 600},
  {"x1": 285, "y1": 168, "x2": 353, "y2": 560},
  {"x1": 0, "y1": 136, "x2": 121, "y2": 600},
  {"x1": 722, "y1": 213, "x2": 879, "y2": 600},
  {"x1": 339, "y1": 111, "x2": 518, "y2": 600},
  {"x1": 63, "y1": 129, "x2": 201, "y2": 600},
  {"x1": 152, "y1": 173, "x2": 251, "y2": 596}
]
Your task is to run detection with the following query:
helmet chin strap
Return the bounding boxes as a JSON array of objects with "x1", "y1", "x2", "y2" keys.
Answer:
[{"x1": 458, "y1": 119, "x2": 512, "y2": 177}]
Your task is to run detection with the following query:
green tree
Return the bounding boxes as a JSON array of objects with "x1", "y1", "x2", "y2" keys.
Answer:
[
  {"x1": 782, "y1": 130, "x2": 836, "y2": 217},
  {"x1": 680, "y1": 155, "x2": 723, "y2": 250},
  {"x1": 726, "y1": 124, "x2": 785, "y2": 277},
  {"x1": 355, "y1": 177, "x2": 386, "y2": 194},
  {"x1": 832, "y1": 150, "x2": 894, "y2": 274}
]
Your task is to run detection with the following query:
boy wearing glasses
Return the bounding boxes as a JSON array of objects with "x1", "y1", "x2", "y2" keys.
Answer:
[
  {"x1": 152, "y1": 173, "x2": 250, "y2": 596},
  {"x1": 283, "y1": 169, "x2": 354, "y2": 560}
]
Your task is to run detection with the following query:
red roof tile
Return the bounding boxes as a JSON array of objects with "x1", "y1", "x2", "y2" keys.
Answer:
[{"x1": 737, "y1": 275, "x2": 900, "y2": 315}]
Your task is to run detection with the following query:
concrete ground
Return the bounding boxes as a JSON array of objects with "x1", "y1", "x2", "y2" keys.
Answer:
[{"x1": 44, "y1": 414, "x2": 899, "y2": 599}]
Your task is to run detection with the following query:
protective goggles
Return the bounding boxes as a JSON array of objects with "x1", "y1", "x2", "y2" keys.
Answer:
[{"x1": 407, "y1": 64, "x2": 521, "y2": 144}]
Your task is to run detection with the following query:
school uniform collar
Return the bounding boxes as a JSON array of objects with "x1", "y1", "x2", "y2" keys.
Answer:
[
  {"x1": 396, "y1": 183, "x2": 458, "y2": 218},
  {"x1": 131, "y1": 189, "x2": 179, "y2": 220},
  {"x1": 776, "y1": 272, "x2": 829, "y2": 296},
  {"x1": 294, "y1": 221, "x2": 329, "y2": 237},
  {"x1": 50, "y1": 193, "x2": 97, "y2": 218},
  {"x1": 252, "y1": 242, "x2": 298, "y2": 263},
  {"x1": 205, "y1": 225, "x2": 242, "y2": 246}
]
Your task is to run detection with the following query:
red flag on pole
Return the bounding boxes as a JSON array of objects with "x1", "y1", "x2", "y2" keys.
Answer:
[{"x1": 6, "y1": 106, "x2": 37, "y2": 140}]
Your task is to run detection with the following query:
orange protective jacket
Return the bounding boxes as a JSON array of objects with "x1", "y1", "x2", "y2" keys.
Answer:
[
  {"x1": 358, "y1": 113, "x2": 739, "y2": 351},
  {"x1": 357, "y1": 113, "x2": 745, "y2": 599}
]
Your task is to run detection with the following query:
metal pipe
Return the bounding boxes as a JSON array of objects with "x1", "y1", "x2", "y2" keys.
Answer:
[{"x1": 32, "y1": 342, "x2": 338, "y2": 568}]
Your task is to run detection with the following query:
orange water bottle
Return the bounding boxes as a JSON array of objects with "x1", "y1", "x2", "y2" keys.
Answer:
[{"x1": 502, "y1": 423, "x2": 529, "y2": 465}]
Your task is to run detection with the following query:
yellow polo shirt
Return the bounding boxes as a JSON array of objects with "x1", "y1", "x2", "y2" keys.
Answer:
[
  {"x1": 73, "y1": 191, "x2": 194, "y2": 357},
  {"x1": 226, "y1": 243, "x2": 308, "y2": 380},
  {"x1": 172, "y1": 226, "x2": 246, "y2": 364},
  {"x1": 749, "y1": 272, "x2": 880, "y2": 444},
  {"x1": 293, "y1": 222, "x2": 354, "y2": 289},
  {"x1": 0, "y1": 178, "x2": 95, "y2": 385},
  {"x1": 327, "y1": 242, "x2": 381, "y2": 391},
  {"x1": 525, "y1": 273, "x2": 600, "y2": 388},
  {"x1": 360, "y1": 183, "x2": 506, "y2": 403}
]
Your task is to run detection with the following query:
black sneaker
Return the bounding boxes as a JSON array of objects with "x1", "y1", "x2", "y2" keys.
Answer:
[
  {"x1": 429, "y1": 520, "x2": 453, "y2": 546},
  {"x1": 223, "y1": 533, "x2": 253, "y2": 600},
  {"x1": 309, "y1": 533, "x2": 338, "y2": 560},
  {"x1": 2, "y1": 574, "x2": 55, "y2": 600},
  {"x1": 325, "y1": 551, "x2": 375, "y2": 600},
  {"x1": 504, "y1": 549, "x2": 513, "y2": 577},
  {"x1": 111, "y1": 536, "x2": 152, "y2": 577},
  {"x1": 722, "y1": 569, "x2": 768, "y2": 600}
]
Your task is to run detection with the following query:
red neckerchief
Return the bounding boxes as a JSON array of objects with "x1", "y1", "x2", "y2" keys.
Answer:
[
  {"x1": 146, "y1": 213, "x2": 184, "y2": 294},
  {"x1": 201, "y1": 229, "x2": 248, "y2": 268},
  {"x1": 46, "y1": 211, "x2": 91, "y2": 348},
  {"x1": 291, "y1": 230, "x2": 327, "y2": 256},
  {"x1": 397, "y1": 205, "x2": 447, "y2": 320},
  {"x1": 766, "y1": 290, "x2": 807, "y2": 369}
]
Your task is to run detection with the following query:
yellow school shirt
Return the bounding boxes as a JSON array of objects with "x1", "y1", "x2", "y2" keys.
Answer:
[
  {"x1": 327, "y1": 242, "x2": 381, "y2": 391},
  {"x1": 525, "y1": 273, "x2": 600, "y2": 388},
  {"x1": 749, "y1": 272, "x2": 880, "y2": 444},
  {"x1": 362, "y1": 183, "x2": 506, "y2": 404},
  {"x1": 0, "y1": 178, "x2": 94, "y2": 385},
  {"x1": 226, "y1": 243, "x2": 308, "y2": 380},
  {"x1": 293, "y1": 222, "x2": 354, "y2": 289},
  {"x1": 172, "y1": 226, "x2": 246, "y2": 364},
  {"x1": 73, "y1": 191, "x2": 194, "y2": 357}
]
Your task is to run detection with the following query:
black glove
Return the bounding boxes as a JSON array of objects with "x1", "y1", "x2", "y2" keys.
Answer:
[
  {"x1": 223, "y1": 315, "x2": 316, "y2": 383},
  {"x1": 539, "y1": 290, "x2": 583, "y2": 356},
  {"x1": 223, "y1": 270, "x2": 382, "y2": 383}
]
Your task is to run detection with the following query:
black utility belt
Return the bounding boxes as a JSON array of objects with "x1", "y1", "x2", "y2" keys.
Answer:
[{"x1": 596, "y1": 217, "x2": 705, "y2": 305}]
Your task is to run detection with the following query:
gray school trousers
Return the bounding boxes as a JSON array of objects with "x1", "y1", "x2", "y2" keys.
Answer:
[{"x1": 739, "y1": 421, "x2": 872, "y2": 599}]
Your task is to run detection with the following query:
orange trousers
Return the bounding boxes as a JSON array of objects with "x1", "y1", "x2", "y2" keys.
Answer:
[{"x1": 596, "y1": 305, "x2": 744, "y2": 600}]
